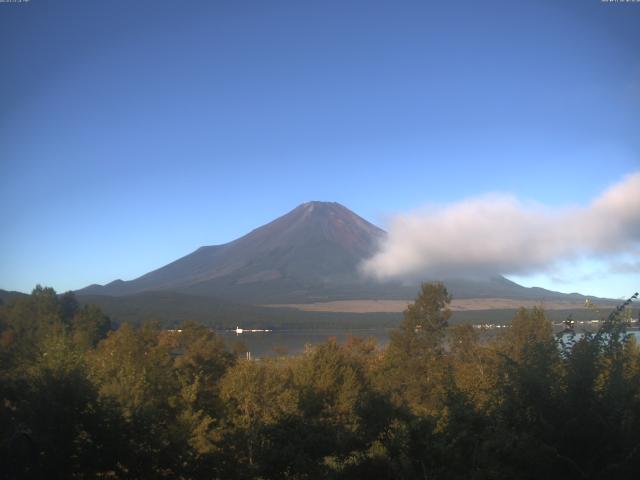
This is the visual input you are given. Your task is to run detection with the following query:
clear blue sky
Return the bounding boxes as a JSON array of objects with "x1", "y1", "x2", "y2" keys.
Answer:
[{"x1": 1, "y1": 0, "x2": 638, "y2": 298}]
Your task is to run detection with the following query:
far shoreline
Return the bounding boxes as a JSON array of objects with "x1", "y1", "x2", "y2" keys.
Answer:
[{"x1": 263, "y1": 297, "x2": 618, "y2": 314}]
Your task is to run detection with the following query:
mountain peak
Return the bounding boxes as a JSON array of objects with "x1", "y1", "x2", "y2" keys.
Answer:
[
  {"x1": 75, "y1": 201, "x2": 591, "y2": 303},
  {"x1": 78, "y1": 202, "x2": 387, "y2": 300},
  {"x1": 300, "y1": 200, "x2": 339, "y2": 207},
  {"x1": 241, "y1": 200, "x2": 385, "y2": 253},
  {"x1": 295, "y1": 201, "x2": 350, "y2": 216}
]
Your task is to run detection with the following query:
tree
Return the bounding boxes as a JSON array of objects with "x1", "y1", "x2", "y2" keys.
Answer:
[
  {"x1": 162, "y1": 321, "x2": 234, "y2": 474},
  {"x1": 71, "y1": 304, "x2": 111, "y2": 349},
  {"x1": 484, "y1": 307, "x2": 564, "y2": 478},
  {"x1": 220, "y1": 358, "x2": 298, "y2": 475},
  {"x1": 448, "y1": 324, "x2": 496, "y2": 409},
  {"x1": 0, "y1": 288, "x2": 122, "y2": 479},
  {"x1": 86, "y1": 322, "x2": 182, "y2": 477},
  {"x1": 377, "y1": 282, "x2": 452, "y2": 416}
]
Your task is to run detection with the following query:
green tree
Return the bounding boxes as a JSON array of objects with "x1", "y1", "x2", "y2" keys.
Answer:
[
  {"x1": 483, "y1": 307, "x2": 564, "y2": 479},
  {"x1": 71, "y1": 304, "x2": 111, "y2": 349},
  {"x1": 220, "y1": 357, "x2": 298, "y2": 476},
  {"x1": 377, "y1": 282, "x2": 452, "y2": 416},
  {"x1": 0, "y1": 289, "x2": 123, "y2": 479},
  {"x1": 161, "y1": 322, "x2": 235, "y2": 475},
  {"x1": 87, "y1": 322, "x2": 183, "y2": 477},
  {"x1": 448, "y1": 324, "x2": 497, "y2": 410}
]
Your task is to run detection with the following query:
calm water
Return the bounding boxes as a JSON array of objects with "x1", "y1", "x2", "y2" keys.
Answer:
[
  {"x1": 217, "y1": 328, "x2": 393, "y2": 358},
  {"x1": 217, "y1": 328, "x2": 640, "y2": 359},
  {"x1": 559, "y1": 330, "x2": 640, "y2": 343}
]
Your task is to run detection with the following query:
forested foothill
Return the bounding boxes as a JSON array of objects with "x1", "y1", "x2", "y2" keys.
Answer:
[{"x1": 1, "y1": 284, "x2": 639, "y2": 479}]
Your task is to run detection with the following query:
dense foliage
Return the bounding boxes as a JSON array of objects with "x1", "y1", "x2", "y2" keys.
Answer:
[{"x1": 1, "y1": 284, "x2": 639, "y2": 479}]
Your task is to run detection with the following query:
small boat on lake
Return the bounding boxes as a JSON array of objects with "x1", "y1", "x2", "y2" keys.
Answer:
[{"x1": 235, "y1": 326, "x2": 272, "y2": 335}]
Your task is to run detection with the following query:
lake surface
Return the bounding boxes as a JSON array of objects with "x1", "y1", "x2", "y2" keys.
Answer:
[
  {"x1": 217, "y1": 328, "x2": 394, "y2": 358},
  {"x1": 217, "y1": 327, "x2": 640, "y2": 359},
  {"x1": 559, "y1": 330, "x2": 640, "y2": 343}
]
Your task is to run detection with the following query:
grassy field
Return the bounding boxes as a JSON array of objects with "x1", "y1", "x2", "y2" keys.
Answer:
[{"x1": 264, "y1": 297, "x2": 616, "y2": 313}]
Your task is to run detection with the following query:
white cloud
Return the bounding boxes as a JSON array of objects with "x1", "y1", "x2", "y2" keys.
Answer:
[{"x1": 362, "y1": 172, "x2": 640, "y2": 281}]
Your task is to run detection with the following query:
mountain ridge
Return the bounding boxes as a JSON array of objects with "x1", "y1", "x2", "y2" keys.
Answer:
[{"x1": 76, "y1": 201, "x2": 597, "y2": 303}]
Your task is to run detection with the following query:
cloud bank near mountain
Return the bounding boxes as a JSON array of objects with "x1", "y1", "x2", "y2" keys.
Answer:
[{"x1": 363, "y1": 172, "x2": 640, "y2": 281}]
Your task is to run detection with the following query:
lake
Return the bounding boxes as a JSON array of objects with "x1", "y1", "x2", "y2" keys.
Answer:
[
  {"x1": 217, "y1": 327, "x2": 640, "y2": 359},
  {"x1": 217, "y1": 327, "x2": 394, "y2": 358}
]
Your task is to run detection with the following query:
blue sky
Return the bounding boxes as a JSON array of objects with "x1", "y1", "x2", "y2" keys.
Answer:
[{"x1": 1, "y1": 0, "x2": 638, "y2": 298}]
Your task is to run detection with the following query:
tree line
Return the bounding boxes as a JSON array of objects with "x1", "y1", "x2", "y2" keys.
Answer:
[{"x1": 1, "y1": 283, "x2": 639, "y2": 479}]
